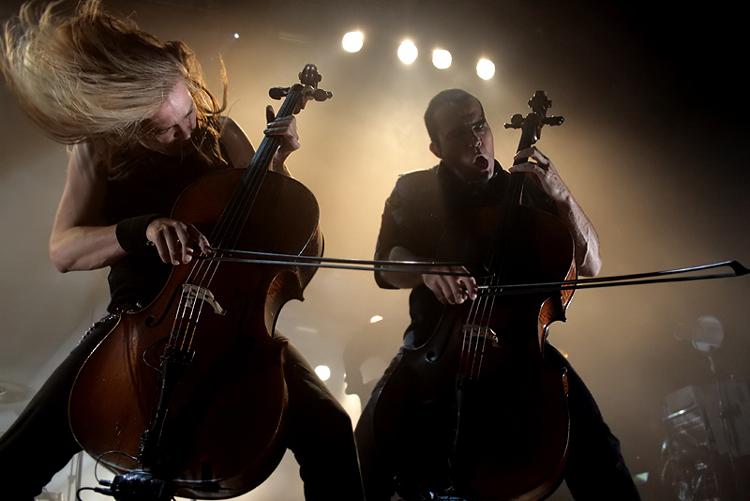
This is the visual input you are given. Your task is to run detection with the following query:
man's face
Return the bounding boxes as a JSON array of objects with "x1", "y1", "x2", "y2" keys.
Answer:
[{"x1": 430, "y1": 97, "x2": 494, "y2": 183}]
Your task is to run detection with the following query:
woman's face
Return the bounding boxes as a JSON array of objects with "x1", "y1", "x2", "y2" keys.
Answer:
[{"x1": 142, "y1": 80, "x2": 197, "y2": 156}]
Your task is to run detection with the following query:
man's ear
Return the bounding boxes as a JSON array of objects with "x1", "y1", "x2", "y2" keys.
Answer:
[{"x1": 429, "y1": 141, "x2": 442, "y2": 158}]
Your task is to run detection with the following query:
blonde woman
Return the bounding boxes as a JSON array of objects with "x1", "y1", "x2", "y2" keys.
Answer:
[{"x1": 0, "y1": 2, "x2": 364, "y2": 499}]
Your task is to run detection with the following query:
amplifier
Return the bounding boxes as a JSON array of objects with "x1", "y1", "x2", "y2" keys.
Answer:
[{"x1": 665, "y1": 379, "x2": 750, "y2": 457}]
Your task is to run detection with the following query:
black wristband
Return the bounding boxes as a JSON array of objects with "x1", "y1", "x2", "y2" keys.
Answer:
[{"x1": 115, "y1": 214, "x2": 161, "y2": 253}]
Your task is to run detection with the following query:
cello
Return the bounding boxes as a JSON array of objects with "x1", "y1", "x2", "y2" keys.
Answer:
[
  {"x1": 370, "y1": 91, "x2": 574, "y2": 500},
  {"x1": 68, "y1": 65, "x2": 331, "y2": 499}
]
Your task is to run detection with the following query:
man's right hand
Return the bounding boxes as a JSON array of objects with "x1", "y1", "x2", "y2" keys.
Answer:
[{"x1": 422, "y1": 266, "x2": 477, "y2": 305}]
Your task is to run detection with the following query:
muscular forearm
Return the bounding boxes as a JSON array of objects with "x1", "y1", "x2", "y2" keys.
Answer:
[
  {"x1": 49, "y1": 224, "x2": 126, "y2": 272},
  {"x1": 378, "y1": 246, "x2": 478, "y2": 304},
  {"x1": 377, "y1": 246, "x2": 430, "y2": 289},
  {"x1": 511, "y1": 148, "x2": 602, "y2": 277},
  {"x1": 553, "y1": 192, "x2": 601, "y2": 277}
]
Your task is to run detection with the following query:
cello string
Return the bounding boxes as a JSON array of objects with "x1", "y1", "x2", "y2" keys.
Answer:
[
  {"x1": 169, "y1": 88, "x2": 301, "y2": 350},
  {"x1": 474, "y1": 268, "x2": 499, "y2": 380},
  {"x1": 461, "y1": 278, "x2": 483, "y2": 379},
  {"x1": 178, "y1": 163, "x2": 267, "y2": 347},
  {"x1": 466, "y1": 168, "x2": 526, "y2": 381},
  {"x1": 173, "y1": 251, "x2": 214, "y2": 350},
  {"x1": 212, "y1": 86, "x2": 300, "y2": 253},
  {"x1": 210, "y1": 149, "x2": 268, "y2": 251},
  {"x1": 164, "y1": 172, "x2": 256, "y2": 352},
  {"x1": 469, "y1": 206, "x2": 514, "y2": 381},
  {"x1": 182, "y1": 244, "x2": 231, "y2": 353},
  {"x1": 204, "y1": 104, "x2": 281, "y2": 253},
  {"x1": 461, "y1": 306, "x2": 480, "y2": 380},
  {"x1": 175, "y1": 84, "x2": 324, "y2": 355},
  {"x1": 180, "y1": 96, "x2": 297, "y2": 350},
  {"x1": 186, "y1": 256, "x2": 225, "y2": 351},
  {"x1": 221, "y1": 133, "x2": 280, "y2": 249},
  {"x1": 147, "y1": 86, "x2": 311, "y2": 464},
  {"x1": 211, "y1": 86, "x2": 300, "y2": 249},
  {"x1": 463, "y1": 272, "x2": 495, "y2": 381},
  {"x1": 175, "y1": 85, "x2": 308, "y2": 354},
  {"x1": 473, "y1": 282, "x2": 491, "y2": 381},
  {"x1": 169, "y1": 241, "x2": 224, "y2": 354}
]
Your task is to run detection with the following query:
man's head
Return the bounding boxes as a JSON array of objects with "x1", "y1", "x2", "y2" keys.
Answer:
[{"x1": 424, "y1": 89, "x2": 494, "y2": 183}]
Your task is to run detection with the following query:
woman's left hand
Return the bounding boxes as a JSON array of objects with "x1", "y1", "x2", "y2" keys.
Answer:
[{"x1": 265, "y1": 105, "x2": 300, "y2": 170}]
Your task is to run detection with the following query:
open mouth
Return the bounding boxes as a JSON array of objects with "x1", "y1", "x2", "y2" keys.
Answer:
[{"x1": 473, "y1": 155, "x2": 489, "y2": 169}]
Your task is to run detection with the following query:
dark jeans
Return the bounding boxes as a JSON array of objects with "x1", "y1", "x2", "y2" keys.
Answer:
[
  {"x1": 0, "y1": 315, "x2": 364, "y2": 501},
  {"x1": 354, "y1": 343, "x2": 641, "y2": 501}
]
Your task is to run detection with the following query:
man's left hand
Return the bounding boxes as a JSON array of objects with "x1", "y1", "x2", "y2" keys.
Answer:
[{"x1": 510, "y1": 146, "x2": 568, "y2": 202}]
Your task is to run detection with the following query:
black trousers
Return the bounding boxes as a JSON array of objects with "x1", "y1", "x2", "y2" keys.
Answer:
[
  {"x1": 0, "y1": 314, "x2": 364, "y2": 501},
  {"x1": 354, "y1": 343, "x2": 641, "y2": 501}
]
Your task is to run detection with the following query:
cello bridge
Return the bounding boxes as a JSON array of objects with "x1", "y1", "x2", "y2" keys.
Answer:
[
  {"x1": 462, "y1": 325, "x2": 499, "y2": 346},
  {"x1": 183, "y1": 284, "x2": 227, "y2": 316}
]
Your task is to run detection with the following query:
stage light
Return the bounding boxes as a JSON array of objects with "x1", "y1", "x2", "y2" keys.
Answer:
[
  {"x1": 432, "y1": 49, "x2": 452, "y2": 69},
  {"x1": 233, "y1": 33, "x2": 239, "y2": 39},
  {"x1": 370, "y1": 315, "x2": 383, "y2": 323},
  {"x1": 476, "y1": 58, "x2": 495, "y2": 80},
  {"x1": 315, "y1": 365, "x2": 331, "y2": 381},
  {"x1": 398, "y1": 40, "x2": 418, "y2": 64},
  {"x1": 342, "y1": 31, "x2": 363, "y2": 53}
]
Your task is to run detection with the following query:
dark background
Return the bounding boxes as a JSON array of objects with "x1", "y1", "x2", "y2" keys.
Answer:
[{"x1": 1, "y1": 0, "x2": 748, "y2": 499}]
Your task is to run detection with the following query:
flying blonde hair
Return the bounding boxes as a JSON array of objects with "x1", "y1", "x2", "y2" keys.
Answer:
[{"x1": 1, "y1": 0, "x2": 228, "y2": 177}]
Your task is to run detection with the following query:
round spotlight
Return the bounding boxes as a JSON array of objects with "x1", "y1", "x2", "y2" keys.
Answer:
[
  {"x1": 398, "y1": 40, "x2": 418, "y2": 64},
  {"x1": 233, "y1": 33, "x2": 239, "y2": 39},
  {"x1": 476, "y1": 58, "x2": 495, "y2": 80},
  {"x1": 342, "y1": 31, "x2": 364, "y2": 53},
  {"x1": 370, "y1": 315, "x2": 383, "y2": 323},
  {"x1": 315, "y1": 365, "x2": 331, "y2": 381},
  {"x1": 432, "y1": 49, "x2": 452, "y2": 69}
]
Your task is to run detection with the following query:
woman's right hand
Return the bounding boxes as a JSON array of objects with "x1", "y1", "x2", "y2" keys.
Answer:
[{"x1": 146, "y1": 218, "x2": 211, "y2": 265}]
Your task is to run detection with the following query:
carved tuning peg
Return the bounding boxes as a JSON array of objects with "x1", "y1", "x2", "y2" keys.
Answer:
[
  {"x1": 269, "y1": 86, "x2": 290, "y2": 100},
  {"x1": 504, "y1": 113, "x2": 525, "y2": 129},
  {"x1": 543, "y1": 116, "x2": 564, "y2": 127}
]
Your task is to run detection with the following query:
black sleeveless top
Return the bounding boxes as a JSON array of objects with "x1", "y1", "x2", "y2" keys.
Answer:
[{"x1": 102, "y1": 147, "x2": 229, "y2": 312}]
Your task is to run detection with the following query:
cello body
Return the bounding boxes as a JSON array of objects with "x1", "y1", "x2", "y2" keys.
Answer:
[
  {"x1": 69, "y1": 169, "x2": 323, "y2": 499},
  {"x1": 372, "y1": 204, "x2": 575, "y2": 501}
]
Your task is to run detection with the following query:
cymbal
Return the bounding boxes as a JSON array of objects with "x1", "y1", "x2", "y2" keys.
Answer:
[{"x1": 0, "y1": 380, "x2": 33, "y2": 404}]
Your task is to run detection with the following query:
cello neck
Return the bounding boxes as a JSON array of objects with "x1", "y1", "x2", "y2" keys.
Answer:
[
  {"x1": 484, "y1": 91, "x2": 564, "y2": 274},
  {"x1": 210, "y1": 65, "x2": 331, "y2": 250},
  {"x1": 242, "y1": 85, "x2": 303, "y2": 181}
]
